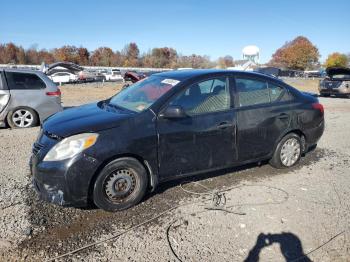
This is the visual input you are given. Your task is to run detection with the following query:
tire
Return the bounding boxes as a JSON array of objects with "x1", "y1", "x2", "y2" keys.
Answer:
[
  {"x1": 269, "y1": 133, "x2": 302, "y2": 169},
  {"x1": 7, "y1": 107, "x2": 39, "y2": 128},
  {"x1": 93, "y1": 157, "x2": 148, "y2": 212},
  {"x1": 320, "y1": 93, "x2": 330, "y2": 97}
]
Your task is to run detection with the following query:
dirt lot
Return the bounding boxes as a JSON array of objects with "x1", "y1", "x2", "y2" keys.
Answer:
[{"x1": 0, "y1": 80, "x2": 349, "y2": 261}]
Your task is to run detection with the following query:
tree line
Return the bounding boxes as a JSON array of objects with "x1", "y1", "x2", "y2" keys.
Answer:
[
  {"x1": 0, "y1": 37, "x2": 348, "y2": 69},
  {"x1": 0, "y1": 42, "x2": 234, "y2": 69}
]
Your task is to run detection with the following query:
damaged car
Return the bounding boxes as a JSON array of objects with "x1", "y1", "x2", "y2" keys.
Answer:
[
  {"x1": 0, "y1": 68, "x2": 62, "y2": 128},
  {"x1": 30, "y1": 70, "x2": 324, "y2": 211},
  {"x1": 319, "y1": 67, "x2": 350, "y2": 97}
]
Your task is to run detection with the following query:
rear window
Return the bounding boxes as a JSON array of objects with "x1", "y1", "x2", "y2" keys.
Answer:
[
  {"x1": 236, "y1": 78, "x2": 270, "y2": 107},
  {"x1": 5, "y1": 72, "x2": 46, "y2": 90},
  {"x1": 331, "y1": 74, "x2": 350, "y2": 80}
]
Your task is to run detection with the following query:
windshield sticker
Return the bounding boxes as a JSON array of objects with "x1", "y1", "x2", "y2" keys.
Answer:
[
  {"x1": 136, "y1": 104, "x2": 146, "y2": 111},
  {"x1": 161, "y1": 79, "x2": 180, "y2": 86}
]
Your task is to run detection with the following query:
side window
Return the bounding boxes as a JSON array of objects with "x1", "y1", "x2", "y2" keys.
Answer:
[
  {"x1": 268, "y1": 83, "x2": 294, "y2": 102},
  {"x1": 268, "y1": 83, "x2": 285, "y2": 102},
  {"x1": 169, "y1": 77, "x2": 230, "y2": 115},
  {"x1": 5, "y1": 72, "x2": 46, "y2": 90},
  {"x1": 236, "y1": 78, "x2": 269, "y2": 107}
]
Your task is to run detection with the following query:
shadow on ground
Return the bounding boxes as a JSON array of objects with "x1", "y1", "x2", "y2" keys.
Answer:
[{"x1": 244, "y1": 232, "x2": 312, "y2": 262}]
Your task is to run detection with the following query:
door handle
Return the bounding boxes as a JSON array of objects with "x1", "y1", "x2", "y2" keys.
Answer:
[
  {"x1": 278, "y1": 113, "x2": 289, "y2": 119},
  {"x1": 217, "y1": 122, "x2": 234, "y2": 129}
]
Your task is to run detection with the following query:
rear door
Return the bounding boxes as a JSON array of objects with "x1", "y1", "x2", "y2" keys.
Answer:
[
  {"x1": 4, "y1": 71, "x2": 47, "y2": 111},
  {"x1": 0, "y1": 72, "x2": 11, "y2": 113},
  {"x1": 157, "y1": 76, "x2": 237, "y2": 179},
  {"x1": 234, "y1": 75, "x2": 294, "y2": 161}
]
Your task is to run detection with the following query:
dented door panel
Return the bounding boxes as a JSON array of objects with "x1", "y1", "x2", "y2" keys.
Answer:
[{"x1": 157, "y1": 110, "x2": 236, "y2": 179}]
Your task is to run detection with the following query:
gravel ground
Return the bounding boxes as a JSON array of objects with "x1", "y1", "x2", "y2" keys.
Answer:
[{"x1": 0, "y1": 81, "x2": 349, "y2": 261}]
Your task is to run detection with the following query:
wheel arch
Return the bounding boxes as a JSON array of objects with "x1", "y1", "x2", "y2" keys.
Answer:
[
  {"x1": 87, "y1": 153, "x2": 157, "y2": 204},
  {"x1": 6, "y1": 106, "x2": 40, "y2": 127},
  {"x1": 274, "y1": 129, "x2": 307, "y2": 154}
]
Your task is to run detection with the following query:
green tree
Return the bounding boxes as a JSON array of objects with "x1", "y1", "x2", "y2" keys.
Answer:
[{"x1": 325, "y1": 52, "x2": 349, "y2": 68}]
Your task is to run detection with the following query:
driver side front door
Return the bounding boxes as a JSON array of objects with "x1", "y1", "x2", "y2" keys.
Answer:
[{"x1": 156, "y1": 76, "x2": 237, "y2": 179}]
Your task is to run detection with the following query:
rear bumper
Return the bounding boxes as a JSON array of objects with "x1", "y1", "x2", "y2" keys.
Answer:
[
  {"x1": 304, "y1": 119, "x2": 325, "y2": 148},
  {"x1": 37, "y1": 100, "x2": 63, "y2": 123}
]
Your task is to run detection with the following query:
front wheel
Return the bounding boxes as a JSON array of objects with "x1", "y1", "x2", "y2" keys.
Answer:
[
  {"x1": 269, "y1": 133, "x2": 302, "y2": 169},
  {"x1": 93, "y1": 157, "x2": 148, "y2": 212}
]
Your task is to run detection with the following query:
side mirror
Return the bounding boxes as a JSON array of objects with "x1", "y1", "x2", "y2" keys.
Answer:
[{"x1": 160, "y1": 105, "x2": 187, "y2": 119}]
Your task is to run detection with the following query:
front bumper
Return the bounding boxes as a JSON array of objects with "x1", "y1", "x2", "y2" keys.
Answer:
[{"x1": 30, "y1": 142, "x2": 101, "y2": 207}]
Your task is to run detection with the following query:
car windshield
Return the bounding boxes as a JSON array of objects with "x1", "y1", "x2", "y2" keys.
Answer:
[{"x1": 108, "y1": 75, "x2": 180, "y2": 112}]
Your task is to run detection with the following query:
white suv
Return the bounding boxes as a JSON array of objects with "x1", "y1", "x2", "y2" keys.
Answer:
[{"x1": 104, "y1": 69, "x2": 124, "y2": 82}]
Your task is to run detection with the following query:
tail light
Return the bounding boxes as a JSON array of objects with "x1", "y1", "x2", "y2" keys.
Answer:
[
  {"x1": 46, "y1": 88, "x2": 61, "y2": 97},
  {"x1": 312, "y1": 102, "x2": 324, "y2": 114}
]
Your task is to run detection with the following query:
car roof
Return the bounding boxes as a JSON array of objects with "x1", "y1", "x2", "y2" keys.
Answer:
[
  {"x1": 153, "y1": 69, "x2": 284, "y2": 83},
  {"x1": 0, "y1": 68, "x2": 43, "y2": 74}
]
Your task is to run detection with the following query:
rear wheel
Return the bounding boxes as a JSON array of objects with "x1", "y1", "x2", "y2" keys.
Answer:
[
  {"x1": 93, "y1": 157, "x2": 148, "y2": 212},
  {"x1": 7, "y1": 107, "x2": 38, "y2": 128},
  {"x1": 269, "y1": 133, "x2": 302, "y2": 169}
]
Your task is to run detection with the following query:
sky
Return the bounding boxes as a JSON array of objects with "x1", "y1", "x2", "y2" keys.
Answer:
[{"x1": 0, "y1": 0, "x2": 349, "y2": 63}]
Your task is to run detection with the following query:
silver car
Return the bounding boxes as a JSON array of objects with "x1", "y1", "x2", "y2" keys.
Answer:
[
  {"x1": 319, "y1": 67, "x2": 350, "y2": 98},
  {"x1": 0, "y1": 69, "x2": 63, "y2": 128}
]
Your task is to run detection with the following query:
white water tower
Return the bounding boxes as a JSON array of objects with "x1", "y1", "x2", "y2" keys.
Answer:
[{"x1": 242, "y1": 45, "x2": 260, "y2": 64}]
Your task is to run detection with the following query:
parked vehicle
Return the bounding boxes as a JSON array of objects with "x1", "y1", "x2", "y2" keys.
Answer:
[
  {"x1": 31, "y1": 70, "x2": 324, "y2": 211},
  {"x1": 104, "y1": 69, "x2": 124, "y2": 82},
  {"x1": 49, "y1": 72, "x2": 78, "y2": 84},
  {"x1": 124, "y1": 71, "x2": 146, "y2": 83},
  {"x1": 319, "y1": 67, "x2": 350, "y2": 97},
  {"x1": 0, "y1": 69, "x2": 62, "y2": 128},
  {"x1": 78, "y1": 70, "x2": 96, "y2": 82},
  {"x1": 304, "y1": 70, "x2": 322, "y2": 78}
]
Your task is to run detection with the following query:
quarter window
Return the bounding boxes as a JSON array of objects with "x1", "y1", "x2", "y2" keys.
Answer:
[
  {"x1": 169, "y1": 77, "x2": 230, "y2": 115},
  {"x1": 268, "y1": 83, "x2": 285, "y2": 102},
  {"x1": 5, "y1": 72, "x2": 46, "y2": 90},
  {"x1": 236, "y1": 78, "x2": 269, "y2": 107}
]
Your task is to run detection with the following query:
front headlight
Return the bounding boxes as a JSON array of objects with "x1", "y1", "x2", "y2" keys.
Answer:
[{"x1": 43, "y1": 133, "x2": 99, "y2": 161}]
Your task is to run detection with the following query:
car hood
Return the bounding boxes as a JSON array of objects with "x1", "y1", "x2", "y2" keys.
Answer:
[
  {"x1": 43, "y1": 102, "x2": 134, "y2": 138},
  {"x1": 326, "y1": 67, "x2": 350, "y2": 77}
]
